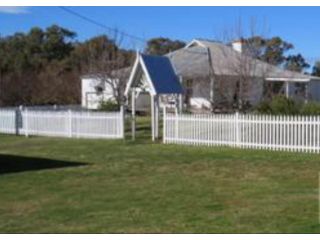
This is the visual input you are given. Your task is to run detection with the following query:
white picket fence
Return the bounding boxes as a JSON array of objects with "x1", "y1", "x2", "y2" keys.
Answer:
[
  {"x1": 0, "y1": 110, "x2": 18, "y2": 134},
  {"x1": 163, "y1": 112, "x2": 320, "y2": 153},
  {"x1": 0, "y1": 108, "x2": 124, "y2": 139}
]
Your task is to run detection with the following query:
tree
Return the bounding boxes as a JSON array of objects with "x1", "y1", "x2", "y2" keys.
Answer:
[
  {"x1": 0, "y1": 25, "x2": 140, "y2": 107},
  {"x1": 243, "y1": 36, "x2": 310, "y2": 100},
  {"x1": 245, "y1": 36, "x2": 294, "y2": 66},
  {"x1": 212, "y1": 20, "x2": 274, "y2": 111},
  {"x1": 71, "y1": 34, "x2": 135, "y2": 107},
  {"x1": 312, "y1": 61, "x2": 320, "y2": 76},
  {"x1": 0, "y1": 25, "x2": 78, "y2": 106},
  {"x1": 244, "y1": 36, "x2": 309, "y2": 73},
  {"x1": 284, "y1": 54, "x2": 310, "y2": 72},
  {"x1": 43, "y1": 25, "x2": 76, "y2": 61},
  {"x1": 145, "y1": 37, "x2": 185, "y2": 55},
  {"x1": 209, "y1": 19, "x2": 301, "y2": 111}
]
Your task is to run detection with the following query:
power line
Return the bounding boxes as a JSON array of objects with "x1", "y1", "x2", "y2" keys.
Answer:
[
  {"x1": 58, "y1": 6, "x2": 147, "y2": 44},
  {"x1": 58, "y1": 7, "x2": 209, "y2": 56},
  {"x1": 59, "y1": 7, "x2": 212, "y2": 56}
]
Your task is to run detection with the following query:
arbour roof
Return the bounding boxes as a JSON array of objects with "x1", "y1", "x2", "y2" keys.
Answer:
[{"x1": 124, "y1": 53, "x2": 183, "y2": 96}]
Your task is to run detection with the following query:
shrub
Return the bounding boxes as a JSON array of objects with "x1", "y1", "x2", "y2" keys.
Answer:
[
  {"x1": 300, "y1": 102, "x2": 320, "y2": 115},
  {"x1": 254, "y1": 101, "x2": 272, "y2": 114},
  {"x1": 269, "y1": 95, "x2": 299, "y2": 115},
  {"x1": 255, "y1": 95, "x2": 300, "y2": 115},
  {"x1": 98, "y1": 100, "x2": 119, "y2": 111}
]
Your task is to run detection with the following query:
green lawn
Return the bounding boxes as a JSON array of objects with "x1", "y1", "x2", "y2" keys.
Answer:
[{"x1": 0, "y1": 117, "x2": 320, "y2": 233}]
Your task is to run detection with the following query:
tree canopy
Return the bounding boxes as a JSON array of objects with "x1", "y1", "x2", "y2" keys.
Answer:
[
  {"x1": 244, "y1": 36, "x2": 293, "y2": 65},
  {"x1": 312, "y1": 61, "x2": 320, "y2": 77},
  {"x1": 285, "y1": 54, "x2": 310, "y2": 73},
  {"x1": 0, "y1": 25, "x2": 133, "y2": 106},
  {"x1": 145, "y1": 37, "x2": 185, "y2": 55},
  {"x1": 244, "y1": 36, "x2": 309, "y2": 72}
]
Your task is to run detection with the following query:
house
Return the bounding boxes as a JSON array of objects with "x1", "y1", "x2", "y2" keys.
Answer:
[
  {"x1": 81, "y1": 39, "x2": 320, "y2": 111},
  {"x1": 167, "y1": 39, "x2": 320, "y2": 109}
]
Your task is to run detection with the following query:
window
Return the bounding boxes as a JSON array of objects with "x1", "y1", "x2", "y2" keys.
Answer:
[{"x1": 95, "y1": 85, "x2": 104, "y2": 95}]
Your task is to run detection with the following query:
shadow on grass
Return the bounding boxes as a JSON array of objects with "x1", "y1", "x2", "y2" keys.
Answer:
[{"x1": 0, "y1": 154, "x2": 87, "y2": 175}]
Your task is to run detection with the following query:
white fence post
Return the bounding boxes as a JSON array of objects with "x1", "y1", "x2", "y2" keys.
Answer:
[
  {"x1": 131, "y1": 90, "x2": 136, "y2": 141},
  {"x1": 175, "y1": 108, "x2": 179, "y2": 141},
  {"x1": 120, "y1": 105, "x2": 125, "y2": 138},
  {"x1": 68, "y1": 109, "x2": 72, "y2": 138},
  {"x1": 163, "y1": 106, "x2": 167, "y2": 143},
  {"x1": 24, "y1": 108, "x2": 29, "y2": 137},
  {"x1": 235, "y1": 111, "x2": 240, "y2": 147},
  {"x1": 14, "y1": 108, "x2": 19, "y2": 135}
]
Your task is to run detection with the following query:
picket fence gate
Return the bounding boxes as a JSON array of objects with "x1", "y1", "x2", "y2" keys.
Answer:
[
  {"x1": 163, "y1": 111, "x2": 320, "y2": 153},
  {"x1": 0, "y1": 108, "x2": 124, "y2": 139}
]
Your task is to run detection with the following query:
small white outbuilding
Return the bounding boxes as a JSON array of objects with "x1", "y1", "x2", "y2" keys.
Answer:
[
  {"x1": 81, "y1": 75, "x2": 115, "y2": 109},
  {"x1": 81, "y1": 74, "x2": 152, "y2": 111}
]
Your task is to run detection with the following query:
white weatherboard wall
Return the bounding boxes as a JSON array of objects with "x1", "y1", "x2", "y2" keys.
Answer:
[
  {"x1": 81, "y1": 77, "x2": 115, "y2": 109},
  {"x1": 82, "y1": 77, "x2": 151, "y2": 111},
  {"x1": 163, "y1": 112, "x2": 320, "y2": 153},
  {"x1": 0, "y1": 109, "x2": 124, "y2": 139}
]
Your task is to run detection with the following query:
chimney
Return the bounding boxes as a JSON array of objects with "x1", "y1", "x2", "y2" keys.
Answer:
[{"x1": 232, "y1": 39, "x2": 244, "y2": 53}]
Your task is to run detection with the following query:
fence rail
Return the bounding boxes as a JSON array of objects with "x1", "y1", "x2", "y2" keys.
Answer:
[
  {"x1": 163, "y1": 111, "x2": 320, "y2": 153},
  {"x1": 0, "y1": 108, "x2": 124, "y2": 139}
]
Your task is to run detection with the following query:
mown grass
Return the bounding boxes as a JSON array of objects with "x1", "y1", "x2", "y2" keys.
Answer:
[{"x1": 0, "y1": 116, "x2": 320, "y2": 233}]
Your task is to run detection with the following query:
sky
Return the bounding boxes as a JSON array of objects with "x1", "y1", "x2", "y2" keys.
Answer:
[{"x1": 1, "y1": 6, "x2": 320, "y2": 66}]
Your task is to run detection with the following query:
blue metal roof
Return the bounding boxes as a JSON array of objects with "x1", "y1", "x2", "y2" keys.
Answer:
[{"x1": 140, "y1": 54, "x2": 183, "y2": 94}]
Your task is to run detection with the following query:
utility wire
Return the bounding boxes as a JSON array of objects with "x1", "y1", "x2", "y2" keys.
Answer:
[
  {"x1": 58, "y1": 7, "x2": 208, "y2": 56},
  {"x1": 58, "y1": 6, "x2": 147, "y2": 44},
  {"x1": 58, "y1": 7, "x2": 318, "y2": 62}
]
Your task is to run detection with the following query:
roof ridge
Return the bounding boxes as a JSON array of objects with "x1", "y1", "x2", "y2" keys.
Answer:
[{"x1": 193, "y1": 38, "x2": 222, "y2": 44}]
